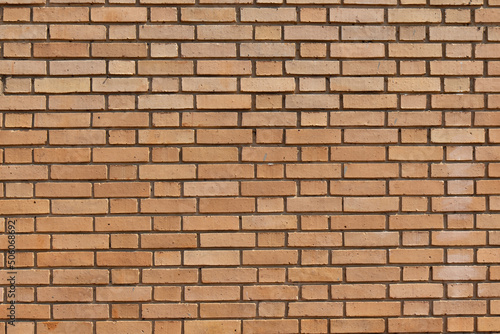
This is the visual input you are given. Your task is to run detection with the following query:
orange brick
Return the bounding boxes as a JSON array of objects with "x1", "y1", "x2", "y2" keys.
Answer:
[
  {"x1": 346, "y1": 302, "x2": 400, "y2": 317},
  {"x1": 91, "y1": 7, "x2": 147, "y2": 22},
  {"x1": 242, "y1": 8, "x2": 296, "y2": 22},
  {"x1": 182, "y1": 8, "x2": 235, "y2": 22},
  {"x1": 346, "y1": 267, "x2": 400, "y2": 282},
  {"x1": 37, "y1": 322, "x2": 93, "y2": 334},
  {"x1": 433, "y1": 266, "x2": 487, "y2": 281},
  {"x1": 330, "y1": 319, "x2": 385, "y2": 334},
  {"x1": 331, "y1": 250, "x2": 386, "y2": 265},
  {"x1": 389, "y1": 318, "x2": 443, "y2": 333}
]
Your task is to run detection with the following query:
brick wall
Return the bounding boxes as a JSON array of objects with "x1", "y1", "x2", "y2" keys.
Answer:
[{"x1": 1, "y1": 0, "x2": 500, "y2": 333}]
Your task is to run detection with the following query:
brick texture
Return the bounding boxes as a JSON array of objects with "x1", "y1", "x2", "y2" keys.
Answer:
[{"x1": 0, "y1": 0, "x2": 498, "y2": 333}]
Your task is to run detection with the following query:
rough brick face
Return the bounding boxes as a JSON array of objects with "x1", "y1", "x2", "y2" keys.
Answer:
[{"x1": 0, "y1": 0, "x2": 498, "y2": 333}]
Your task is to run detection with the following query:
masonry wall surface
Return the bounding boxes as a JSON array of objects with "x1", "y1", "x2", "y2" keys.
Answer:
[{"x1": 0, "y1": 0, "x2": 500, "y2": 333}]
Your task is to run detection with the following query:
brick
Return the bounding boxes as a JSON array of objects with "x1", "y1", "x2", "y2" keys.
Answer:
[
  {"x1": 288, "y1": 232, "x2": 341, "y2": 247},
  {"x1": 92, "y1": 43, "x2": 147, "y2": 58},
  {"x1": 342, "y1": 26, "x2": 395, "y2": 41},
  {"x1": 143, "y1": 304, "x2": 197, "y2": 319},
  {"x1": 182, "y1": 43, "x2": 235, "y2": 58},
  {"x1": 287, "y1": 197, "x2": 342, "y2": 212},
  {"x1": 0, "y1": 25, "x2": 46, "y2": 40},
  {"x1": 286, "y1": 94, "x2": 339, "y2": 109},
  {"x1": 331, "y1": 147, "x2": 385, "y2": 161},
  {"x1": 52, "y1": 199, "x2": 108, "y2": 215},
  {"x1": 434, "y1": 300, "x2": 486, "y2": 315},
  {"x1": 342, "y1": 61, "x2": 396, "y2": 76},
  {"x1": 243, "y1": 286, "x2": 298, "y2": 301},
  {"x1": 50, "y1": 24, "x2": 106, "y2": 40},
  {"x1": 285, "y1": 26, "x2": 338, "y2": 41},
  {"x1": 390, "y1": 180, "x2": 444, "y2": 195},
  {"x1": 431, "y1": 163, "x2": 484, "y2": 177},
  {"x1": 49, "y1": 130, "x2": 105, "y2": 145},
  {"x1": 142, "y1": 269, "x2": 197, "y2": 284},
  {"x1": 389, "y1": 43, "x2": 442, "y2": 58},
  {"x1": 240, "y1": 43, "x2": 295, "y2": 58},
  {"x1": 197, "y1": 25, "x2": 252, "y2": 40},
  {"x1": 389, "y1": 318, "x2": 443, "y2": 333},
  {"x1": 51, "y1": 165, "x2": 107, "y2": 180},
  {"x1": 331, "y1": 43, "x2": 385, "y2": 58},
  {"x1": 139, "y1": 25, "x2": 194, "y2": 40},
  {"x1": 242, "y1": 215, "x2": 297, "y2": 230},
  {"x1": 389, "y1": 8, "x2": 441, "y2": 22},
  {"x1": 36, "y1": 182, "x2": 91, "y2": 198},
  {"x1": 197, "y1": 61, "x2": 251, "y2": 75},
  {"x1": 331, "y1": 8, "x2": 383, "y2": 23},
  {"x1": 0, "y1": 130, "x2": 47, "y2": 145},
  {"x1": 346, "y1": 302, "x2": 400, "y2": 317},
  {"x1": 198, "y1": 164, "x2": 253, "y2": 179},
  {"x1": 478, "y1": 318, "x2": 500, "y2": 332},
  {"x1": 344, "y1": 94, "x2": 397, "y2": 109},
  {"x1": 48, "y1": 96, "x2": 104, "y2": 111},
  {"x1": 34, "y1": 7, "x2": 88, "y2": 22},
  {"x1": 35, "y1": 113, "x2": 90, "y2": 128},
  {"x1": 432, "y1": 94, "x2": 484, "y2": 109},
  {"x1": 38, "y1": 287, "x2": 93, "y2": 302},
  {"x1": 197, "y1": 94, "x2": 251, "y2": 109},
  {"x1": 0, "y1": 199, "x2": 49, "y2": 215},
  {"x1": 344, "y1": 231, "x2": 399, "y2": 247},
  {"x1": 332, "y1": 250, "x2": 386, "y2": 264},
  {"x1": 301, "y1": 8, "x2": 327, "y2": 22},
  {"x1": 344, "y1": 163, "x2": 398, "y2": 178},
  {"x1": 432, "y1": 231, "x2": 485, "y2": 246},
  {"x1": 347, "y1": 267, "x2": 400, "y2": 282},
  {"x1": 185, "y1": 321, "x2": 241, "y2": 334},
  {"x1": 37, "y1": 322, "x2": 93, "y2": 334},
  {"x1": 138, "y1": 61, "x2": 193, "y2": 75},
  {"x1": 197, "y1": 129, "x2": 252, "y2": 144},
  {"x1": 182, "y1": 8, "x2": 235, "y2": 22},
  {"x1": 138, "y1": 95, "x2": 193, "y2": 110},
  {"x1": 35, "y1": 78, "x2": 90, "y2": 93},
  {"x1": 330, "y1": 319, "x2": 385, "y2": 333},
  {"x1": 92, "y1": 7, "x2": 146, "y2": 22},
  {"x1": 389, "y1": 214, "x2": 444, "y2": 230},
  {"x1": 0, "y1": 96, "x2": 46, "y2": 111},
  {"x1": 96, "y1": 322, "x2": 151, "y2": 334},
  {"x1": 330, "y1": 284, "x2": 385, "y2": 299},
  {"x1": 432, "y1": 197, "x2": 485, "y2": 212},
  {"x1": 430, "y1": 26, "x2": 483, "y2": 41},
  {"x1": 35, "y1": 42, "x2": 90, "y2": 58},
  {"x1": 241, "y1": 78, "x2": 295, "y2": 92},
  {"x1": 431, "y1": 60, "x2": 483, "y2": 75},
  {"x1": 288, "y1": 302, "x2": 342, "y2": 317},
  {"x1": 433, "y1": 266, "x2": 487, "y2": 280},
  {"x1": 390, "y1": 284, "x2": 443, "y2": 299},
  {"x1": 431, "y1": 128, "x2": 484, "y2": 143},
  {"x1": 287, "y1": 268, "x2": 342, "y2": 283},
  {"x1": 182, "y1": 77, "x2": 237, "y2": 92},
  {"x1": 199, "y1": 198, "x2": 254, "y2": 213},
  {"x1": 243, "y1": 112, "x2": 296, "y2": 127},
  {"x1": 200, "y1": 303, "x2": 255, "y2": 318},
  {"x1": 3, "y1": 8, "x2": 31, "y2": 21},
  {"x1": 388, "y1": 77, "x2": 441, "y2": 92},
  {"x1": 243, "y1": 250, "x2": 297, "y2": 265},
  {"x1": 241, "y1": 8, "x2": 295, "y2": 22},
  {"x1": 390, "y1": 249, "x2": 444, "y2": 264},
  {"x1": 37, "y1": 252, "x2": 94, "y2": 268}
]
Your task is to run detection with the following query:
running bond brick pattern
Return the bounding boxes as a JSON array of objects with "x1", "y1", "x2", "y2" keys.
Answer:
[{"x1": 1, "y1": 0, "x2": 500, "y2": 333}]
